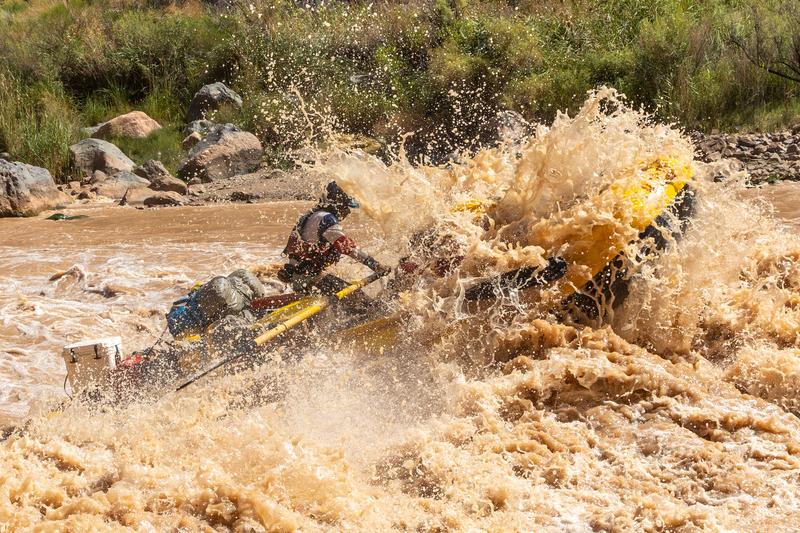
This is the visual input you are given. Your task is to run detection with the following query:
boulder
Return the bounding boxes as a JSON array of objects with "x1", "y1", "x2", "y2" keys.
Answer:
[
  {"x1": 0, "y1": 159, "x2": 71, "y2": 217},
  {"x1": 91, "y1": 111, "x2": 161, "y2": 140},
  {"x1": 182, "y1": 132, "x2": 203, "y2": 150},
  {"x1": 186, "y1": 83, "x2": 242, "y2": 123},
  {"x1": 93, "y1": 171, "x2": 151, "y2": 200},
  {"x1": 183, "y1": 120, "x2": 215, "y2": 136},
  {"x1": 69, "y1": 139, "x2": 135, "y2": 176},
  {"x1": 143, "y1": 191, "x2": 186, "y2": 207},
  {"x1": 177, "y1": 124, "x2": 263, "y2": 182},
  {"x1": 134, "y1": 160, "x2": 187, "y2": 194}
]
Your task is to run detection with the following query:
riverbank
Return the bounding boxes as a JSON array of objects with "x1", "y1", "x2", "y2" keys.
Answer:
[{"x1": 3, "y1": 0, "x2": 800, "y2": 179}]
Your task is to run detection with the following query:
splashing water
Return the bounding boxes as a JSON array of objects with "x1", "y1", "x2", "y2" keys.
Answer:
[{"x1": 2, "y1": 90, "x2": 800, "y2": 531}]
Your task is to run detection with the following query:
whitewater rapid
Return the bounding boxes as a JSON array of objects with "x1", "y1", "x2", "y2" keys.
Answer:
[{"x1": 2, "y1": 90, "x2": 800, "y2": 531}]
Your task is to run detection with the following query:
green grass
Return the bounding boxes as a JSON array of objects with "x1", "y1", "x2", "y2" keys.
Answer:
[
  {"x1": 110, "y1": 127, "x2": 185, "y2": 175},
  {"x1": 1, "y1": 0, "x2": 799, "y2": 180},
  {"x1": 0, "y1": 69, "x2": 79, "y2": 179}
]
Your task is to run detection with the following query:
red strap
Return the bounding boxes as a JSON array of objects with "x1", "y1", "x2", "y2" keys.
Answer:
[
  {"x1": 332, "y1": 235, "x2": 358, "y2": 255},
  {"x1": 399, "y1": 261, "x2": 419, "y2": 273}
]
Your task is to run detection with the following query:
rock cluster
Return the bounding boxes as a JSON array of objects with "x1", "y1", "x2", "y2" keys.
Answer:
[
  {"x1": 60, "y1": 161, "x2": 190, "y2": 208},
  {"x1": 693, "y1": 125, "x2": 800, "y2": 183},
  {"x1": 1, "y1": 82, "x2": 280, "y2": 215},
  {"x1": 134, "y1": 160, "x2": 188, "y2": 195}
]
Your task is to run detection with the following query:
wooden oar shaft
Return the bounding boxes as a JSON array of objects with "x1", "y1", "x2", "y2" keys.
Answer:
[
  {"x1": 254, "y1": 301, "x2": 326, "y2": 345},
  {"x1": 253, "y1": 271, "x2": 381, "y2": 346}
]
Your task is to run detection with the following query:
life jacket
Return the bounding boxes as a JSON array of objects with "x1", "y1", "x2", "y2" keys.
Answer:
[{"x1": 282, "y1": 209, "x2": 343, "y2": 276}]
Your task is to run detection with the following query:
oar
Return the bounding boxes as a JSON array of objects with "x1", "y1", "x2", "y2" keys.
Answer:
[
  {"x1": 254, "y1": 271, "x2": 383, "y2": 345},
  {"x1": 175, "y1": 272, "x2": 384, "y2": 391},
  {"x1": 463, "y1": 256, "x2": 568, "y2": 301}
]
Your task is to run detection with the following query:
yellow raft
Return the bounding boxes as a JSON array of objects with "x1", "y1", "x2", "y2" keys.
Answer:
[
  {"x1": 186, "y1": 157, "x2": 692, "y2": 367},
  {"x1": 168, "y1": 157, "x2": 693, "y2": 388},
  {"x1": 333, "y1": 157, "x2": 694, "y2": 351}
]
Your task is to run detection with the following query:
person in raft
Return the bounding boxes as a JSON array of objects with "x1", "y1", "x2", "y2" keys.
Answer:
[{"x1": 277, "y1": 181, "x2": 390, "y2": 295}]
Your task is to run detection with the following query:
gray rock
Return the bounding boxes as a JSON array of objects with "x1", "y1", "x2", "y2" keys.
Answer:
[
  {"x1": 69, "y1": 139, "x2": 135, "y2": 176},
  {"x1": 133, "y1": 159, "x2": 170, "y2": 180},
  {"x1": 0, "y1": 159, "x2": 71, "y2": 217},
  {"x1": 182, "y1": 132, "x2": 203, "y2": 150},
  {"x1": 177, "y1": 124, "x2": 263, "y2": 182},
  {"x1": 183, "y1": 120, "x2": 216, "y2": 136},
  {"x1": 143, "y1": 191, "x2": 186, "y2": 207},
  {"x1": 134, "y1": 160, "x2": 187, "y2": 194},
  {"x1": 186, "y1": 83, "x2": 242, "y2": 123},
  {"x1": 93, "y1": 171, "x2": 151, "y2": 200},
  {"x1": 787, "y1": 143, "x2": 799, "y2": 155}
]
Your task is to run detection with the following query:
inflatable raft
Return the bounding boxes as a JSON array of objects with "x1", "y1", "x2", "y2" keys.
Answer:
[{"x1": 60, "y1": 156, "x2": 694, "y2": 394}]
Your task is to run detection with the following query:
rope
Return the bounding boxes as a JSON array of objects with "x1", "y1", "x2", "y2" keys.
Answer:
[
  {"x1": 142, "y1": 323, "x2": 169, "y2": 358},
  {"x1": 63, "y1": 373, "x2": 72, "y2": 400}
]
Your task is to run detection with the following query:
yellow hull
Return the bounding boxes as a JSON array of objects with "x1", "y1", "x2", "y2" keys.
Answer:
[{"x1": 336, "y1": 157, "x2": 693, "y2": 352}]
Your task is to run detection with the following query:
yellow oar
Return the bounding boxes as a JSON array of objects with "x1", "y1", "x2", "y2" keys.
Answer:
[
  {"x1": 254, "y1": 271, "x2": 383, "y2": 345},
  {"x1": 176, "y1": 272, "x2": 384, "y2": 391}
]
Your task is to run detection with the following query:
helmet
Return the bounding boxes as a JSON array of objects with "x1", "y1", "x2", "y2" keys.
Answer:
[{"x1": 322, "y1": 181, "x2": 359, "y2": 209}]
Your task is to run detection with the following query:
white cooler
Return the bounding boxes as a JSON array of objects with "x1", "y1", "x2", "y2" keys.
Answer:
[{"x1": 62, "y1": 337, "x2": 123, "y2": 392}]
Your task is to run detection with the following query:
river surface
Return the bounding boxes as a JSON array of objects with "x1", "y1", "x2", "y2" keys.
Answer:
[
  {"x1": 0, "y1": 201, "x2": 326, "y2": 424},
  {"x1": 2, "y1": 91, "x2": 800, "y2": 531}
]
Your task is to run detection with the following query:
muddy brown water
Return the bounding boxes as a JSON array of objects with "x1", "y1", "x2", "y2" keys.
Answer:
[
  {"x1": 3, "y1": 92, "x2": 800, "y2": 530},
  {"x1": 0, "y1": 201, "x2": 380, "y2": 424}
]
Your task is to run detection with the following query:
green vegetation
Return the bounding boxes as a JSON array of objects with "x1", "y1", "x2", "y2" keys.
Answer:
[
  {"x1": 111, "y1": 127, "x2": 185, "y2": 174},
  {"x1": 0, "y1": 0, "x2": 798, "y2": 180}
]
